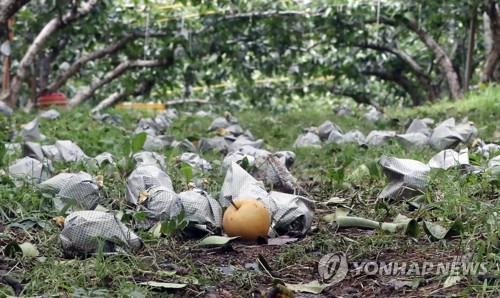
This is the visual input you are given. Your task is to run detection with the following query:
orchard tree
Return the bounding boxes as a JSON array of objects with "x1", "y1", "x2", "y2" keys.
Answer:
[{"x1": 1, "y1": 0, "x2": 499, "y2": 111}]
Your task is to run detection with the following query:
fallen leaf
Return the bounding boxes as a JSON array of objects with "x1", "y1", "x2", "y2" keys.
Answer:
[
  {"x1": 387, "y1": 278, "x2": 414, "y2": 290},
  {"x1": 198, "y1": 236, "x2": 239, "y2": 247},
  {"x1": 19, "y1": 242, "x2": 39, "y2": 257},
  {"x1": 423, "y1": 221, "x2": 448, "y2": 239},
  {"x1": 321, "y1": 197, "x2": 347, "y2": 205},
  {"x1": 393, "y1": 214, "x2": 412, "y2": 224},
  {"x1": 138, "y1": 281, "x2": 186, "y2": 289},
  {"x1": 443, "y1": 275, "x2": 462, "y2": 288},
  {"x1": 149, "y1": 221, "x2": 162, "y2": 238},
  {"x1": 266, "y1": 236, "x2": 298, "y2": 246},
  {"x1": 285, "y1": 280, "x2": 329, "y2": 294}
]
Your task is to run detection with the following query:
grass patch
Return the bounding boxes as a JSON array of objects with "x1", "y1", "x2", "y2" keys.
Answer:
[{"x1": 0, "y1": 87, "x2": 499, "y2": 297}]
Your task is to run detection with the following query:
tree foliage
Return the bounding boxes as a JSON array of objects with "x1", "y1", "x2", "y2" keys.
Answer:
[{"x1": 0, "y1": 0, "x2": 498, "y2": 110}]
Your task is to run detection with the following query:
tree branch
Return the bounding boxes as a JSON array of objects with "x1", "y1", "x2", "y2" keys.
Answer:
[
  {"x1": 329, "y1": 86, "x2": 372, "y2": 105},
  {"x1": 165, "y1": 99, "x2": 211, "y2": 106},
  {"x1": 405, "y1": 20, "x2": 463, "y2": 99},
  {"x1": 354, "y1": 42, "x2": 438, "y2": 101},
  {"x1": 195, "y1": 9, "x2": 326, "y2": 34},
  {"x1": 361, "y1": 68, "x2": 424, "y2": 105},
  {"x1": 45, "y1": 32, "x2": 165, "y2": 94},
  {"x1": 90, "y1": 78, "x2": 156, "y2": 113},
  {"x1": 2, "y1": 0, "x2": 99, "y2": 107},
  {"x1": 68, "y1": 58, "x2": 172, "y2": 108},
  {"x1": 0, "y1": 0, "x2": 31, "y2": 24},
  {"x1": 481, "y1": 1, "x2": 500, "y2": 82}
]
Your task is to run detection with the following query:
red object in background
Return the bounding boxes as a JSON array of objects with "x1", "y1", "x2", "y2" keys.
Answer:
[{"x1": 36, "y1": 93, "x2": 68, "y2": 108}]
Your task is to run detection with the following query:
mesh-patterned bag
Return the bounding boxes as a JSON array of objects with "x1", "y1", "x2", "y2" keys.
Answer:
[
  {"x1": 363, "y1": 107, "x2": 383, "y2": 122},
  {"x1": 378, "y1": 156, "x2": 430, "y2": 200},
  {"x1": 238, "y1": 145, "x2": 271, "y2": 157},
  {"x1": 220, "y1": 162, "x2": 314, "y2": 237},
  {"x1": 488, "y1": 155, "x2": 500, "y2": 172},
  {"x1": 293, "y1": 132, "x2": 321, "y2": 148},
  {"x1": 135, "y1": 186, "x2": 183, "y2": 229},
  {"x1": 8, "y1": 157, "x2": 52, "y2": 186},
  {"x1": 38, "y1": 172, "x2": 102, "y2": 211},
  {"x1": 41, "y1": 144, "x2": 63, "y2": 161},
  {"x1": 177, "y1": 189, "x2": 223, "y2": 232},
  {"x1": 60, "y1": 211, "x2": 143, "y2": 254},
  {"x1": 396, "y1": 133, "x2": 429, "y2": 147},
  {"x1": 366, "y1": 131, "x2": 396, "y2": 146},
  {"x1": 126, "y1": 164, "x2": 174, "y2": 205},
  {"x1": 20, "y1": 117, "x2": 45, "y2": 141},
  {"x1": 55, "y1": 140, "x2": 88, "y2": 162},
  {"x1": 455, "y1": 120, "x2": 478, "y2": 143},
  {"x1": 267, "y1": 191, "x2": 315, "y2": 236},
  {"x1": 428, "y1": 149, "x2": 469, "y2": 170},
  {"x1": 132, "y1": 151, "x2": 166, "y2": 170},
  {"x1": 134, "y1": 118, "x2": 158, "y2": 136},
  {"x1": 225, "y1": 124, "x2": 244, "y2": 136},
  {"x1": 0, "y1": 101, "x2": 13, "y2": 117},
  {"x1": 476, "y1": 143, "x2": 500, "y2": 157},
  {"x1": 208, "y1": 116, "x2": 239, "y2": 131},
  {"x1": 227, "y1": 135, "x2": 264, "y2": 154},
  {"x1": 251, "y1": 154, "x2": 306, "y2": 195},
  {"x1": 274, "y1": 151, "x2": 296, "y2": 169},
  {"x1": 177, "y1": 152, "x2": 212, "y2": 171},
  {"x1": 39, "y1": 109, "x2": 60, "y2": 120},
  {"x1": 222, "y1": 152, "x2": 256, "y2": 170},
  {"x1": 406, "y1": 119, "x2": 432, "y2": 136},
  {"x1": 143, "y1": 134, "x2": 174, "y2": 151},
  {"x1": 429, "y1": 118, "x2": 464, "y2": 150},
  {"x1": 199, "y1": 137, "x2": 229, "y2": 153},
  {"x1": 154, "y1": 109, "x2": 178, "y2": 131},
  {"x1": 94, "y1": 152, "x2": 115, "y2": 167},
  {"x1": 172, "y1": 139, "x2": 197, "y2": 153},
  {"x1": 23, "y1": 142, "x2": 45, "y2": 161},
  {"x1": 317, "y1": 120, "x2": 343, "y2": 141}
]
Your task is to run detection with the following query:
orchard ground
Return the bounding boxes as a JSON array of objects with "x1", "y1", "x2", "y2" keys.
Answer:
[{"x1": 0, "y1": 87, "x2": 499, "y2": 297}]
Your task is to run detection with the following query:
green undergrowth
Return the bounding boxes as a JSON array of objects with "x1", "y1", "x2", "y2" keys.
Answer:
[{"x1": 0, "y1": 86, "x2": 499, "y2": 296}]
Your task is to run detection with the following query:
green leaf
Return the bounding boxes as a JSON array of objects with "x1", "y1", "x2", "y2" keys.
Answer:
[
  {"x1": 138, "y1": 281, "x2": 187, "y2": 289},
  {"x1": 19, "y1": 242, "x2": 39, "y2": 257},
  {"x1": 403, "y1": 12, "x2": 417, "y2": 23},
  {"x1": 423, "y1": 221, "x2": 448, "y2": 240},
  {"x1": 445, "y1": 219, "x2": 464, "y2": 238},
  {"x1": 5, "y1": 240, "x2": 22, "y2": 257},
  {"x1": 405, "y1": 220, "x2": 420, "y2": 237},
  {"x1": 131, "y1": 132, "x2": 147, "y2": 153},
  {"x1": 320, "y1": 197, "x2": 347, "y2": 205},
  {"x1": 181, "y1": 162, "x2": 193, "y2": 182},
  {"x1": 198, "y1": 236, "x2": 239, "y2": 247},
  {"x1": 149, "y1": 221, "x2": 162, "y2": 238},
  {"x1": 0, "y1": 141, "x2": 6, "y2": 167},
  {"x1": 443, "y1": 276, "x2": 462, "y2": 288},
  {"x1": 122, "y1": 138, "x2": 131, "y2": 158},
  {"x1": 285, "y1": 280, "x2": 329, "y2": 294}
]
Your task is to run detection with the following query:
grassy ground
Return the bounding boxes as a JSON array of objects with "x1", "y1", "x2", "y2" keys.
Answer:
[{"x1": 0, "y1": 86, "x2": 499, "y2": 297}]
